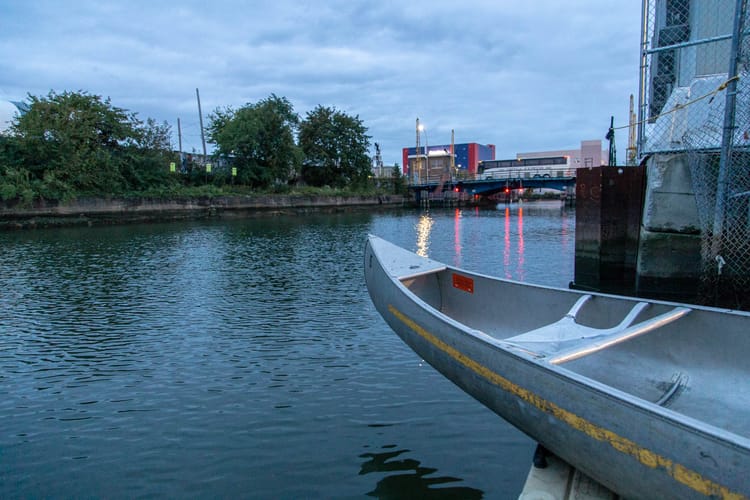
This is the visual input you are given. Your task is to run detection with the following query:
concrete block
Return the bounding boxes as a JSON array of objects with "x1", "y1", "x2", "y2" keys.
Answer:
[
  {"x1": 642, "y1": 154, "x2": 701, "y2": 233},
  {"x1": 636, "y1": 229, "x2": 702, "y2": 300},
  {"x1": 637, "y1": 230, "x2": 702, "y2": 278}
]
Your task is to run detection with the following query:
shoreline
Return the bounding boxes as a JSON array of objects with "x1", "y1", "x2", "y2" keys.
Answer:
[{"x1": 0, "y1": 194, "x2": 408, "y2": 230}]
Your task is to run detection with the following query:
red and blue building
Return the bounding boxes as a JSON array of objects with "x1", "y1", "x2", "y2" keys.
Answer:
[{"x1": 402, "y1": 143, "x2": 495, "y2": 182}]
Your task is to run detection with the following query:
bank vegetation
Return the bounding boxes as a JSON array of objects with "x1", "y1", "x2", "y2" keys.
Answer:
[{"x1": 0, "y1": 90, "x2": 407, "y2": 206}]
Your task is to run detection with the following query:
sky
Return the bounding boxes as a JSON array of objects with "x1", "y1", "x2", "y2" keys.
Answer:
[{"x1": 0, "y1": 1, "x2": 642, "y2": 165}]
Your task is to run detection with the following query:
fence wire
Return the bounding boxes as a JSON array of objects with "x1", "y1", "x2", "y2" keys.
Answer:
[{"x1": 640, "y1": 0, "x2": 749, "y2": 309}]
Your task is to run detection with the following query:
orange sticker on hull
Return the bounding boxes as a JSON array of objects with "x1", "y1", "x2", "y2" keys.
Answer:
[{"x1": 452, "y1": 273, "x2": 474, "y2": 293}]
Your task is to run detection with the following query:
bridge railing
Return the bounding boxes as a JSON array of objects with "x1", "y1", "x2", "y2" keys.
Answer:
[
  {"x1": 477, "y1": 167, "x2": 576, "y2": 181},
  {"x1": 408, "y1": 167, "x2": 577, "y2": 186}
]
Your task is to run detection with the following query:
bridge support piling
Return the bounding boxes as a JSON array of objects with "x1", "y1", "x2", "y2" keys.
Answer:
[{"x1": 572, "y1": 166, "x2": 645, "y2": 296}]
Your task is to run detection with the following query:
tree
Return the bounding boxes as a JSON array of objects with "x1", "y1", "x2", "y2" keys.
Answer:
[
  {"x1": 10, "y1": 90, "x2": 139, "y2": 195},
  {"x1": 208, "y1": 94, "x2": 299, "y2": 188},
  {"x1": 298, "y1": 105, "x2": 371, "y2": 188},
  {"x1": 121, "y1": 118, "x2": 177, "y2": 190},
  {"x1": 392, "y1": 163, "x2": 407, "y2": 195}
]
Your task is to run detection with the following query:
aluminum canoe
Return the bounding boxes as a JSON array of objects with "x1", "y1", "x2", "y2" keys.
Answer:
[{"x1": 364, "y1": 234, "x2": 750, "y2": 499}]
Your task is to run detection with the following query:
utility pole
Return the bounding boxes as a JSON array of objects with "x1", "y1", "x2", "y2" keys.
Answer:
[
  {"x1": 415, "y1": 117, "x2": 421, "y2": 184},
  {"x1": 177, "y1": 117, "x2": 183, "y2": 154},
  {"x1": 450, "y1": 129, "x2": 455, "y2": 180},
  {"x1": 177, "y1": 117, "x2": 184, "y2": 170},
  {"x1": 627, "y1": 95, "x2": 637, "y2": 166},
  {"x1": 606, "y1": 116, "x2": 616, "y2": 166},
  {"x1": 196, "y1": 88, "x2": 207, "y2": 161},
  {"x1": 451, "y1": 129, "x2": 456, "y2": 172}
]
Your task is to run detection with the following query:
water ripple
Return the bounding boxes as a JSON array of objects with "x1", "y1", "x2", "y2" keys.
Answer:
[{"x1": 0, "y1": 210, "x2": 569, "y2": 498}]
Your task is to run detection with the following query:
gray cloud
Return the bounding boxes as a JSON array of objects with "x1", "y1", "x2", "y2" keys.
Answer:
[{"x1": 0, "y1": 0, "x2": 641, "y2": 163}]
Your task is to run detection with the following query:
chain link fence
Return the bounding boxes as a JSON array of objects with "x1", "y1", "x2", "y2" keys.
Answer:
[{"x1": 639, "y1": 0, "x2": 749, "y2": 309}]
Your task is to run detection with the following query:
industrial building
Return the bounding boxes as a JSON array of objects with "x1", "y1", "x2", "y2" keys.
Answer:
[
  {"x1": 401, "y1": 139, "x2": 607, "y2": 183},
  {"x1": 515, "y1": 140, "x2": 609, "y2": 169},
  {"x1": 402, "y1": 142, "x2": 496, "y2": 183}
]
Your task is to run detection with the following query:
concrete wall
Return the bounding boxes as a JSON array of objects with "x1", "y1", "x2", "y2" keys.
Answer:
[
  {"x1": 0, "y1": 194, "x2": 406, "y2": 229},
  {"x1": 636, "y1": 154, "x2": 702, "y2": 301}
]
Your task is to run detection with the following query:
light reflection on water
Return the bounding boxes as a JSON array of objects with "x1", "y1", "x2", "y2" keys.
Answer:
[
  {"x1": 516, "y1": 206, "x2": 525, "y2": 282},
  {"x1": 453, "y1": 209, "x2": 462, "y2": 266},
  {"x1": 402, "y1": 201, "x2": 573, "y2": 288},
  {"x1": 415, "y1": 214, "x2": 434, "y2": 257},
  {"x1": 1, "y1": 203, "x2": 573, "y2": 498}
]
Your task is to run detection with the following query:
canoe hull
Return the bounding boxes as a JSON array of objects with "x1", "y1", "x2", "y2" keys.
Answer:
[{"x1": 364, "y1": 236, "x2": 750, "y2": 499}]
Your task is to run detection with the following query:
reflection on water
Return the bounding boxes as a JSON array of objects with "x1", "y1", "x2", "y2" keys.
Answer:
[
  {"x1": 360, "y1": 445, "x2": 483, "y2": 499},
  {"x1": 561, "y1": 203, "x2": 571, "y2": 249},
  {"x1": 453, "y1": 209, "x2": 462, "y2": 266},
  {"x1": 503, "y1": 206, "x2": 512, "y2": 279},
  {"x1": 516, "y1": 206, "x2": 525, "y2": 282},
  {"x1": 415, "y1": 214, "x2": 434, "y2": 257}
]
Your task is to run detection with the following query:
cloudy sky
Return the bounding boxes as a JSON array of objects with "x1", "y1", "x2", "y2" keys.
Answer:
[{"x1": 0, "y1": 1, "x2": 641, "y2": 165}]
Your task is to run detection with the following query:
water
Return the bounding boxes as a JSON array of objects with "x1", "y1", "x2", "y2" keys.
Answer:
[{"x1": 0, "y1": 201, "x2": 574, "y2": 499}]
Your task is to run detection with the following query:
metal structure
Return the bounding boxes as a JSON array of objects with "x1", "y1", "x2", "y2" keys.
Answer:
[
  {"x1": 627, "y1": 95, "x2": 638, "y2": 165},
  {"x1": 639, "y1": 0, "x2": 749, "y2": 308}
]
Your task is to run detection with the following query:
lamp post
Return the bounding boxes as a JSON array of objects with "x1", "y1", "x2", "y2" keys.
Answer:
[
  {"x1": 415, "y1": 118, "x2": 421, "y2": 184},
  {"x1": 418, "y1": 123, "x2": 428, "y2": 183}
]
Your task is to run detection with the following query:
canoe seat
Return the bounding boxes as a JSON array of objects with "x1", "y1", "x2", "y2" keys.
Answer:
[
  {"x1": 505, "y1": 296, "x2": 691, "y2": 363},
  {"x1": 505, "y1": 295, "x2": 647, "y2": 343}
]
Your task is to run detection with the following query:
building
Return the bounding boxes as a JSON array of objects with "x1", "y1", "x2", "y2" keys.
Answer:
[
  {"x1": 516, "y1": 140, "x2": 609, "y2": 169},
  {"x1": 402, "y1": 142, "x2": 495, "y2": 183},
  {"x1": 476, "y1": 139, "x2": 608, "y2": 180}
]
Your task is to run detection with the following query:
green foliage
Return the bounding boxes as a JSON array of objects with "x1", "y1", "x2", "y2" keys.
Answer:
[
  {"x1": 208, "y1": 94, "x2": 300, "y2": 188},
  {"x1": 121, "y1": 118, "x2": 178, "y2": 190},
  {"x1": 0, "y1": 91, "x2": 185, "y2": 202},
  {"x1": 298, "y1": 105, "x2": 371, "y2": 188},
  {"x1": 10, "y1": 90, "x2": 138, "y2": 194},
  {"x1": 0, "y1": 89, "x2": 381, "y2": 204},
  {"x1": 391, "y1": 164, "x2": 408, "y2": 195}
]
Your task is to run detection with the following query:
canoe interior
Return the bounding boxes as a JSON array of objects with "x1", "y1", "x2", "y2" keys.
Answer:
[{"x1": 400, "y1": 267, "x2": 750, "y2": 440}]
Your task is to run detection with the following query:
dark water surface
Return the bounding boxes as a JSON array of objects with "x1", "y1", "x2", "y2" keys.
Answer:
[{"x1": 1, "y1": 201, "x2": 574, "y2": 499}]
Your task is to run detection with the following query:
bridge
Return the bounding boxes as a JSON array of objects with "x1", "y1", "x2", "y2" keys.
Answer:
[{"x1": 408, "y1": 169, "x2": 577, "y2": 198}]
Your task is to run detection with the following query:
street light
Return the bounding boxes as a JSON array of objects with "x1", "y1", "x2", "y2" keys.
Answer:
[
  {"x1": 418, "y1": 117, "x2": 423, "y2": 183},
  {"x1": 418, "y1": 123, "x2": 428, "y2": 182}
]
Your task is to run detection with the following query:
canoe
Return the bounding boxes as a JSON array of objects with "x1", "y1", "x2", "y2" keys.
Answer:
[{"x1": 364, "y1": 235, "x2": 750, "y2": 499}]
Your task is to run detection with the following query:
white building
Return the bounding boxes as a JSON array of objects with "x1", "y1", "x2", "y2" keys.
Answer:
[{"x1": 516, "y1": 139, "x2": 608, "y2": 169}]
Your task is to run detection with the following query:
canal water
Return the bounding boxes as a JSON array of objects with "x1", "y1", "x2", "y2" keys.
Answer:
[{"x1": 0, "y1": 201, "x2": 574, "y2": 499}]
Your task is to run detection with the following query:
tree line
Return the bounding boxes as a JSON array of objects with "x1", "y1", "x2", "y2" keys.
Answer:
[{"x1": 0, "y1": 90, "x2": 389, "y2": 203}]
